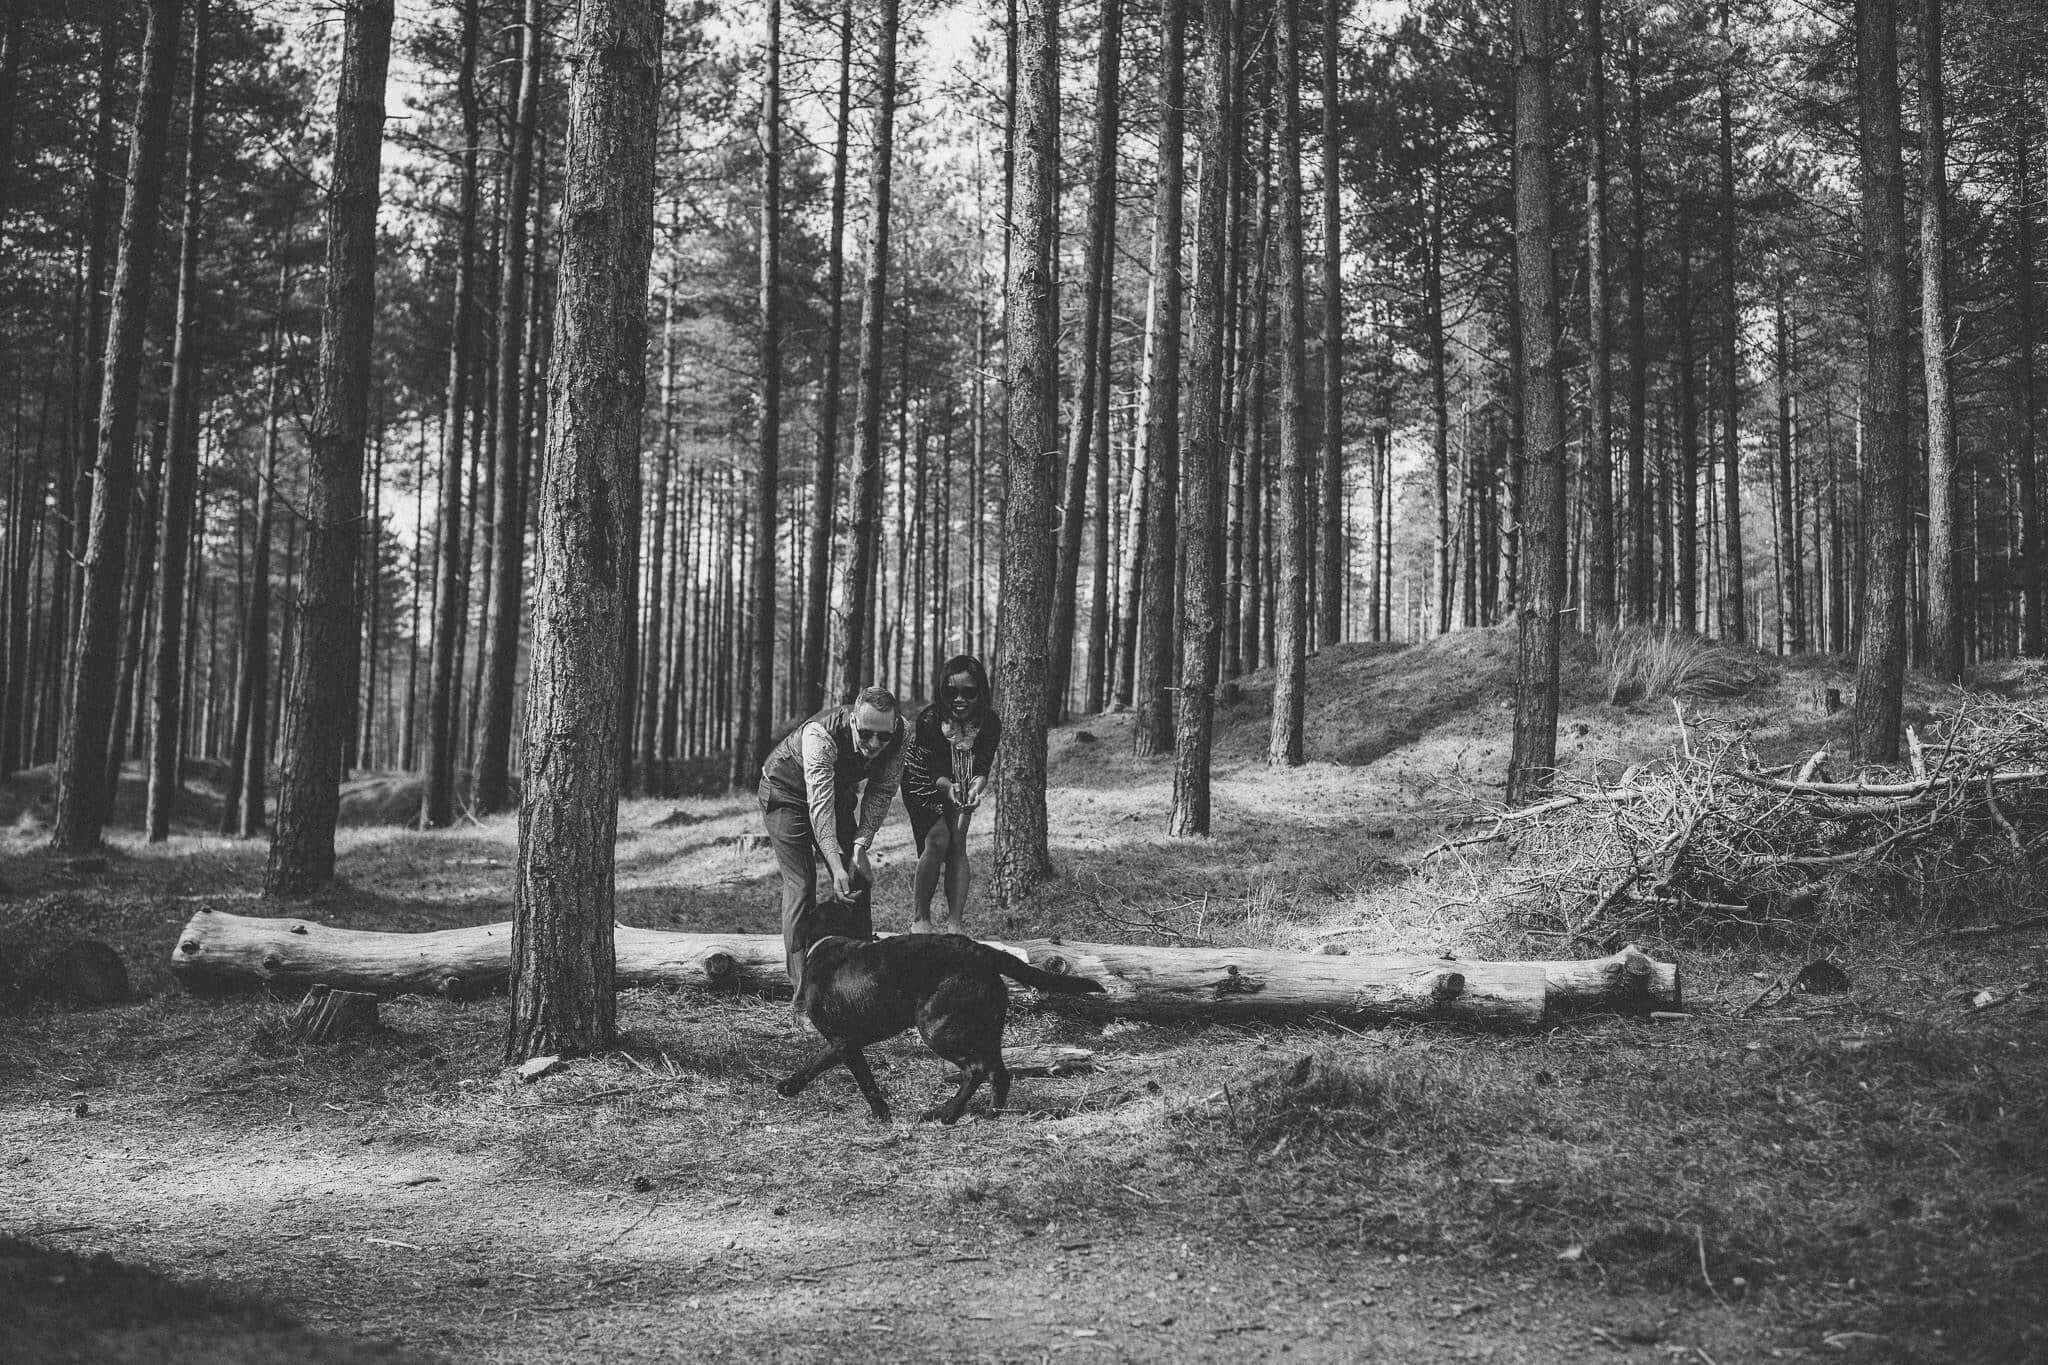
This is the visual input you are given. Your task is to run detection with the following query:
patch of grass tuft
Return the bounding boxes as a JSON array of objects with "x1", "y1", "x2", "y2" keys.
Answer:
[{"x1": 1598, "y1": 625, "x2": 1774, "y2": 704}]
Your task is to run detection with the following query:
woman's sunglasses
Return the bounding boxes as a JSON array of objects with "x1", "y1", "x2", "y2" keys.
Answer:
[{"x1": 944, "y1": 686, "x2": 979, "y2": 701}]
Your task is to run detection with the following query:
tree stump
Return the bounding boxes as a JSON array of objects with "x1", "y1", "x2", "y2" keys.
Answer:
[{"x1": 287, "y1": 985, "x2": 380, "y2": 1043}]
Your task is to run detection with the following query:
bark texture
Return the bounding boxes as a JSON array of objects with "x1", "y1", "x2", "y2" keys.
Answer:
[
  {"x1": 1268, "y1": 0, "x2": 1310, "y2": 767},
  {"x1": 1315, "y1": 0, "x2": 1345, "y2": 648},
  {"x1": 991, "y1": 0, "x2": 1060, "y2": 909},
  {"x1": 265, "y1": 0, "x2": 393, "y2": 893},
  {"x1": 50, "y1": 0, "x2": 184, "y2": 852},
  {"x1": 1048, "y1": 0, "x2": 1119, "y2": 722},
  {"x1": 801, "y1": 0, "x2": 854, "y2": 715},
  {"x1": 1171, "y1": 0, "x2": 1231, "y2": 834},
  {"x1": 472, "y1": 0, "x2": 545, "y2": 814},
  {"x1": 1506, "y1": 0, "x2": 1568, "y2": 806},
  {"x1": 836, "y1": 0, "x2": 899, "y2": 701},
  {"x1": 507, "y1": 0, "x2": 663, "y2": 1060},
  {"x1": 1851, "y1": 0, "x2": 1909, "y2": 763},
  {"x1": 1919, "y1": 0, "x2": 1958, "y2": 683},
  {"x1": 746, "y1": 0, "x2": 782, "y2": 774},
  {"x1": 1583, "y1": 0, "x2": 1617, "y2": 631},
  {"x1": 424, "y1": 0, "x2": 483, "y2": 830},
  {"x1": 1715, "y1": 0, "x2": 1745, "y2": 642},
  {"x1": 1131, "y1": 0, "x2": 1183, "y2": 758},
  {"x1": 145, "y1": 0, "x2": 210, "y2": 842}
]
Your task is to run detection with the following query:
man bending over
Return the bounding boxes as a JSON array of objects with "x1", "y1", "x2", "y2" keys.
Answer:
[{"x1": 757, "y1": 685, "x2": 905, "y2": 990}]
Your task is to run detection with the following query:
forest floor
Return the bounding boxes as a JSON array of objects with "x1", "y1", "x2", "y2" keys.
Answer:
[{"x1": 2, "y1": 629, "x2": 2045, "y2": 1363}]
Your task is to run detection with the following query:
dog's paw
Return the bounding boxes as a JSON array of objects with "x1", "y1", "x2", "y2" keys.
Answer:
[
  {"x1": 866, "y1": 1106, "x2": 893, "y2": 1123},
  {"x1": 775, "y1": 1078, "x2": 801, "y2": 1097},
  {"x1": 919, "y1": 1104, "x2": 963, "y2": 1125}
]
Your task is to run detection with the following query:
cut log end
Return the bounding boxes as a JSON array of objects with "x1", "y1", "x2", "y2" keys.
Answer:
[{"x1": 287, "y1": 986, "x2": 381, "y2": 1044}]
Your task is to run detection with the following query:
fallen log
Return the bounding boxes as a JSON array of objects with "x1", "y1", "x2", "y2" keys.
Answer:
[{"x1": 169, "y1": 909, "x2": 1680, "y2": 1027}]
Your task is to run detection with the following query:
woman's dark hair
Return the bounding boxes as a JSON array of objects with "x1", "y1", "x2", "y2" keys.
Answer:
[{"x1": 935, "y1": 653, "x2": 993, "y2": 719}]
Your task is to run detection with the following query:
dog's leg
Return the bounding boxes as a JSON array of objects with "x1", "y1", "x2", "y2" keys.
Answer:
[
  {"x1": 923, "y1": 1063, "x2": 987, "y2": 1125},
  {"x1": 776, "y1": 1041, "x2": 846, "y2": 1098},
  {"x1": 990, "y1": 1059, "x2": 1011, "y2": 1114},
  {"x1": 840, "y1": 1047, "x2": 891, "y2": 1121}
]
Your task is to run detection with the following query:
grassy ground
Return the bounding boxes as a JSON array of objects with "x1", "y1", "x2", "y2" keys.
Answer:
[{"x1": 2, "y1": 629, "x2": 2044, "y2": 1362}]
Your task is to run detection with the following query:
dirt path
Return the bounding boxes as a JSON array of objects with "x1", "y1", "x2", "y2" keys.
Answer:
[{"x1": 4, "y1": 1090, "x2": 1807, "y2": 1364}]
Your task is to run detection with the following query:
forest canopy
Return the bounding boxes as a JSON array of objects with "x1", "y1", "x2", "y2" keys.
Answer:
[{"x1": 0, "y1": 0, "x2": 2022, "y2": 892}]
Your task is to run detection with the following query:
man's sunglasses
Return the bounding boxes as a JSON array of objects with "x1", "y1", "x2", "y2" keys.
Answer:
[
  {"x1": 944, "y1": 686, "x2": 979, "y2": 701},
  {"x1": 856, "y1": 726, "x2": 894, "y2": 743}
]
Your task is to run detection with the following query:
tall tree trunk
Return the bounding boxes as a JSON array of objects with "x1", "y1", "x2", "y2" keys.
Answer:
[
  {"x1": 228, "y1": 359, "x2": 280, "y2": 835},
  {"x1": 1919, "y1": 0, "x2": 1958, "y2": 681},
  {"x1": 746, "y1": 0, "x2": 782, "y2": 774},
  {"x1": 1268, "y1": 0, "x2": 1309, "y2": 767},
  {"x1": 48, "y1": 11, "x2": 125, "y2": 770},
  {"x1": 265, "y1": 0, "x2": 393, "y2": 893},
  {"x1": 1583, "y1": 0, "x2": 1617, "y2": 631},
  {"x1": 49, "y1": 0, "x2": 184, "y2": 852},
  {"x1": 639, "y1": 275, "x2": 676, "y2": 793},
  {"x1": 507, "y1": 0, "x2": 662, "y2": 1061},
  {"x1": 1426, "y1": 178, "x2": 1452, "y2": 636},
  {"x1": 990, "y1": 0, "x2": 1059, "y2": 910},
  {"x1": 1505, "y1": 0, "x2": 1567, "y2": 807},
  {"x1": 146, "y1": 0, "x2": 210, "y2": 841},
  {"x1": 1084, "y1": 261, "x2": 1114, "y2": 714},
  {"x1": 1172, "y1": 0, "x2": 1232, "y2": 832},
  {"x1": 473, "y1": 0, "x2": 543, "y2": 814},
  {"x1": 1113, "y1": 268, "x2": 1153, "y2": 705},
  {"x1": 1675, "y1": 212, "x2": 1698, "y2": 634},
  {"x1": 2015, "y1": 122, "x2": 2039, "y2": 658},
  {"x1": 1132, "y1": 0, "x2": 1184, "y2": 757},
  {"x1": 801, "y1": 0, "x2": 853, "y2": 715},
  {"x1": 1716, "y1": 0, "x2": 1745, "y2": 642},
  {"x1": 1774, "y1": 288, "x2": 1804, "y2": 655},
  {"x1": 109, "y1": 395, "x2": 168, "y2": 809},
  {"x1": 1624, "y1": 25, "x2": 1651, "y2": 625},
  {"x1": 1851, "y1": 0, "x2": 1909, "y2": 762},
  {"x1": 424, "y1": 0, "x2": 483, "y2": 829},
  {"x1": 1049, "y1": 0, "x2": 1120, "y2": 723},
  {"x1": 1315, "y1": 0, "x2": 1345, "y2": 650},
  {"x1": 837, "y1": 0, "x2": 899, "y2": 700}
]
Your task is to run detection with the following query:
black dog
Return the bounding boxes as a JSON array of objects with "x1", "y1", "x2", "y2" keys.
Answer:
[{"x1": 778, "y1": 904, "x2": 1106, "y2": 1123}]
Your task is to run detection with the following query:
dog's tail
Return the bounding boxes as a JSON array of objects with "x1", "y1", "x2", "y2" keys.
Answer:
[{"x1": 980, "y1": 944, "x2": 1107, "y2": 996}]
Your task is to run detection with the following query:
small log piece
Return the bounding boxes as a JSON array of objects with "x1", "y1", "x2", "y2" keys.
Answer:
[{"x1": 287, "y1": 985, "x2": 381, "y2": 1043}]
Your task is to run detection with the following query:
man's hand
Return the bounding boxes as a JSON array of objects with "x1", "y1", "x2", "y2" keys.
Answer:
[
  {"x1": 960, "y1": 776, "x2": 986, "y2": 811},
  {"x1": 825, "y1": 866, "x2": 855, "y2": 903},
  {"x1": 851, "y1": 843, "x2": 874, "y2": 888}
]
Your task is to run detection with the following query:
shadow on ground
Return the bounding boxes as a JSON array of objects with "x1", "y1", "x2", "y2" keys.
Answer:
[{"x1": 0, "y1": 1236, "x2": 436, "y2": 1364}]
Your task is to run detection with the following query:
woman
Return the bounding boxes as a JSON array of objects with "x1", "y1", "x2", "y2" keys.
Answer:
[{"x1": 901, "y1": 654, "x2": 1001, "y2": 936}]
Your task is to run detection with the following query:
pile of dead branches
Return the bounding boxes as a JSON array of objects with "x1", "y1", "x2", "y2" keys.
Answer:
[{"x1": 1438, "y1": 697, "x2": 2048, "y2": 948}]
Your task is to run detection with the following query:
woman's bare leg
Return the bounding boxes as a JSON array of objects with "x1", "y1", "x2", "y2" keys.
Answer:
[
  {"x1": 911, "y1": 820, "x2": 950, "y2": 932},
  {"x1": 942, "y1": 810, "x2": 974, "y2": 935}
]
